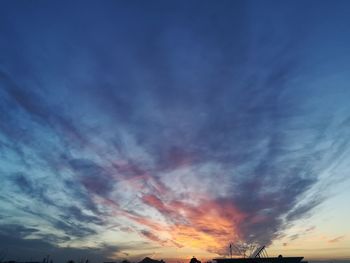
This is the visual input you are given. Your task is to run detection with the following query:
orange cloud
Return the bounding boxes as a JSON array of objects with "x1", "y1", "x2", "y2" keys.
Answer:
[{"x1": 137, "y1": 194, "x2": 247, "y2": 254}]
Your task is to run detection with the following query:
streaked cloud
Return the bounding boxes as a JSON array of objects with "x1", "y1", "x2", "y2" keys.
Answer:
[
  {"x1": 1, "y1": 0, "x2": 350, "y2": 261},
  {"x1": 328, "y1": 236, "x2": 345, "y2": 244}
]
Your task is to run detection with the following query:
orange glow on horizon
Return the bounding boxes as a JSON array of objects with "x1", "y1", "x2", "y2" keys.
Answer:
[{"x1": 123, "y1": 194, "x2": 247, "y2": 254}]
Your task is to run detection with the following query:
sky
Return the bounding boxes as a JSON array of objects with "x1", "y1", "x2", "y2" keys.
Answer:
[{"x1": 0, "y1": 1, "x2": 350, "y2": 263}]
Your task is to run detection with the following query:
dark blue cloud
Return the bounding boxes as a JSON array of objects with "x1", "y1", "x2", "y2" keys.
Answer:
[
  {"x1": 0, "y1": 224, "x2": 130, "y2": 263},
  {"x1": 68, "y1": 159, "x2": 114, "y2": 197}
]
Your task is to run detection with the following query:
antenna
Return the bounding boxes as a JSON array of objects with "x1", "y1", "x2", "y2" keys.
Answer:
[
  {"x1": 231, "y1": 243, "x2": 245, "y2": 258},
  {"x1": 250, "y1": 246, "x2": 266, "y2": 258}
]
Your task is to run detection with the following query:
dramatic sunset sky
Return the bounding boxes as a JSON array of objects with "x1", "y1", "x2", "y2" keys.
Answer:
[{"x1": 0, "y1": 1, "x2": 350, "y2": 262}]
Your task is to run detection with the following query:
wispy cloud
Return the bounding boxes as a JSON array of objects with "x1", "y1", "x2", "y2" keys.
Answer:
[
  {"x1": 1, "y1": 0, "x2": 350, "y2": 260},
  {"x1": 328, "y1": 236, "x2": 345, "y2": 244}
]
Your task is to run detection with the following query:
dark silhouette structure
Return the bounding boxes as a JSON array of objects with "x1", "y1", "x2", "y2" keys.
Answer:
[
  {"x1": 214, "y1": 246, "x2": 307, "y2": 263},
  {"x1": 190, "y1": 257, "x2": 201, "y2": 263},
  {"x1": 213, "y1": 257, "x2": 305, "y2": 263},
  {"x1": 138, "y1": 258, "x2": 165, "y2": 263}
]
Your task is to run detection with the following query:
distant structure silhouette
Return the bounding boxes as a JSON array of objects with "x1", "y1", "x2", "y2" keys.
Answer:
[
  {"x1": 138, "y1": 257, "x2": 165, "y2": 263},
  {"x1": 214, "y1": 245, "x2": 307, "y2": 263},
  {"x1": 0, "y1": 248, "x2": 308, "y2": 263},
  {"x1": 190, "y1": 257, "x2": 201, "y2": 263}
]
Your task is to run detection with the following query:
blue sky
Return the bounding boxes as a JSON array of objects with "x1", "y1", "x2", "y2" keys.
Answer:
[{"x1": 0, "y1": 1, "x2": 350, "y2": 262}]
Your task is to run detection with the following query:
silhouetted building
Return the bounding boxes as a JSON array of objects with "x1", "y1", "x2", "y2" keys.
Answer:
[
  {"x1": 190, "y1": 257, "x2": 201, "y2": 263},
  {"x1": 138, "y1": 257, "x2": 165, "y2": 263}
]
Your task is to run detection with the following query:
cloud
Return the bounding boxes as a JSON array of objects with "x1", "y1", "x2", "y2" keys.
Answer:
[
  {"x1": 0, "y1": 70, "x2": 87, "y2": 149},
  {"x1": 68, "y1": 158, "x2": 115, "y2": 197},
  {"x1": 7, "y1": 171, "x2": 103, "y2": 239},
  {"x1": 328, "y1": 236, "x2": 345, "y2": 243},
  {"x1": 11, "y1": 172, "x2": 56, "y2": 207},
  {"x1": 0, "y1": 224, "x2": 122, "y2": 263},
  {"x1": 1, "y1": 0, "x2": 350, "y2": 260}
]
